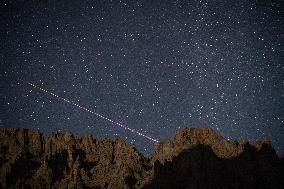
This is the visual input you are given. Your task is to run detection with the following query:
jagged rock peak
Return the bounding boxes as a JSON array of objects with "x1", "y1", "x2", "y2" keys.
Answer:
[
  {"x1": 0, "y1": 127, "x2": 283, "y2": 189},
  {"x1": 151, "y1": 127, "x2": 273, "y2": 163}
]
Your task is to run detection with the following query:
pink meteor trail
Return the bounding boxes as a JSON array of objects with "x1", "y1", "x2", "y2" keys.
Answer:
[{"x1": 24, "y1": 81, "x2": 159, "y2": 143}]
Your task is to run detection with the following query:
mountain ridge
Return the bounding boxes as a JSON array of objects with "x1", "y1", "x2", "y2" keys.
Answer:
[{"x1": 0, "y1": 127, "x2": 283, "y2": 189}]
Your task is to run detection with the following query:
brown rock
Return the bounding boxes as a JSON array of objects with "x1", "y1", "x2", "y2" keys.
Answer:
[{"x1": 0, "y1": 127, "x2": 283, "y2": 189}]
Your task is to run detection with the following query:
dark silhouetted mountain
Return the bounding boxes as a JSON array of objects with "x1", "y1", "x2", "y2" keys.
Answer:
[{"x1": 0, "y1": 128, "x2": 283, "y2": 189}]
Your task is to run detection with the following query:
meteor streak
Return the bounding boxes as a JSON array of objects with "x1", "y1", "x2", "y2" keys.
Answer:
[{"x1": 22, "y1": 81, "x2": 159, "y2": 143}]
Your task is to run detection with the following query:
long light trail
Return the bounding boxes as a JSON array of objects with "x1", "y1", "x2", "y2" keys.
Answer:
[{"x1": 23, "y1": 81, "x2": 159, "y2": 143}]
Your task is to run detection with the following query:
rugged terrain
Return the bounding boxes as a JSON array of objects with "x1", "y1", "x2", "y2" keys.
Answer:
[{"x1": 0, "y1": 127, "x2": 283, "y2": 189}]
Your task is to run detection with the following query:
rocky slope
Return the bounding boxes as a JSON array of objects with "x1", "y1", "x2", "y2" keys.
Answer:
[{"x1": 0, "y1": 127, "x2": 283, "y2": 189}]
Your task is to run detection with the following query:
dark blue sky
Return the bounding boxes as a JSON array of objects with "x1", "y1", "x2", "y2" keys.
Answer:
[{"x1": 1, "y1": 0, "x2": 283, "y2": 156}]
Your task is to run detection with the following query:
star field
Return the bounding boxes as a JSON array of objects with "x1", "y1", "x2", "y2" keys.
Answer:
[{"x1": 1, "y1": 0, "x2": 283, "y2": 156}]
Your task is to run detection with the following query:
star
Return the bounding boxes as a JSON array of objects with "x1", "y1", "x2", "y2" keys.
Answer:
[{"x1": 1, "y1": 0, "x2": 283, "y2": 156}]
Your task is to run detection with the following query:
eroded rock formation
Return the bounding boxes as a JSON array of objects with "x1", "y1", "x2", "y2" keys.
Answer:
[{"x1": 0, "y1": 128, "x2": 283, "y2": 189}]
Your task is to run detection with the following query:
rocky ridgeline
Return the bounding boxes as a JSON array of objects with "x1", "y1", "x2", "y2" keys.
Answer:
[{"x1": 0, "y1": 128, "x2": 283, "y2": 189}]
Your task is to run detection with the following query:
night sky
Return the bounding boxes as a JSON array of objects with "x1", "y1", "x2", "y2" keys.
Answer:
[{"x1": 1, "y1": 0, "x2": 283, "y2": 156}]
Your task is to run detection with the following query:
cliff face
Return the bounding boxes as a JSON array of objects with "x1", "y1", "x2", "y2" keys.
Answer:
[
  {"x1": 0, "y1": 128, "x2": 283, "y2": 189},
  {"x1": 145, "y1": 128, "x2": 283, "y2": 189}
]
